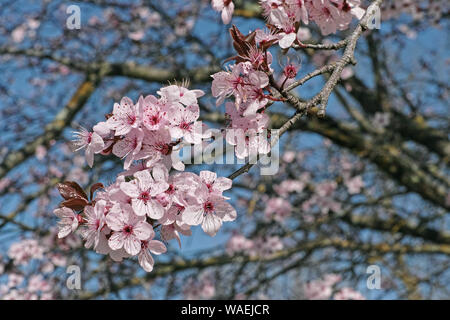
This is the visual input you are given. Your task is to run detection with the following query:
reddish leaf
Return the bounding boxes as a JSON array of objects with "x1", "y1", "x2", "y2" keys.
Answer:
[
  {"x1": 90, "y1": 182, "x2": 104, "y2": 201},
  {"x1": 57, "y1": 181, "x2": 88, "y2": 201},
  {"x1": 60, "y1": 198, "x2": 89, "y2": 211}
]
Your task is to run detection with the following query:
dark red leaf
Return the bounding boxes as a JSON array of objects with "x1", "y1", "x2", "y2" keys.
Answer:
[
  {"x1": 60, "y1": 198, "x2": 89, "y2": 211},
  {"x1": 57, "y1": 181, "x2": 88, "y2": 201},
  {"x1": 90, "y1": 182, "x2": 104, "y2": 201}
]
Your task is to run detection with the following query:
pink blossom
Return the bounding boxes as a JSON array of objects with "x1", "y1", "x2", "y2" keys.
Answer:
[
  {"x1": 307, "y1": 0, "x2": 342, "y2": 36},
  {"x1": 142, "y1": 95, "x2": 168, "y2": 131},
  {"x1": 128, "y1": 30, "x2": 145, "y2": 41},
  {"x1": 137, "y1": 128, "x2": 185, "y2": 171},
  {"x1": 345, "y1": 175, "x2": 364, "y2": 194},
  {"x1": 274, "y1": 179, "x2": 305, "y2": 197},
  {"x1": 120, "y1": 167, "x2": 169, "y2": 219},
  {"x1": 82, "y1": 200, "x2": 107, "y2": 249},
  {"x1": 8, "y1": 239, "x2": 45, "y2": 265},
  {"x1": 303, "y1": 274, "x2": 341, "y2": 300},
  {"x1": 35, "y1": 145, "x2": 47, "y2": 161},
  {"x1": 211, "y1": 0, "x2": 235, "y2": 24},
  {"x1": 264, "y1": 197, "x2": 293, "y2": 221},
  {"x1": 226, "y1": 233, "x2": 253, "y2": 255},
  {"x1": 211, "y1": 65, "x2": 244, "y2": 106},
  {"x1": 11, "y1": 25, "x2": 26, "y2": 43},
  {"x1": 105, "y1": 204, "x2": 153, "y2": 256},
  {"x1": 0, "y1": 178, "x2": 12, "y2": 192},
  {"x1": 159, "y1": 84, "x2": 204, "y2": 106},
  {"x1": 160, "y1": 222, "x2": 191, "y2": 248},
  {"x1": 72, "y1": 126, "x2": 105, "y2": 167},
  {"x1": 138, "y1": 228, "x2": 167, "y2": 272},
  {"x1": 106, "y1": 96, "x2": 141, "y2": 136},
  {"x1": 334, "y1": 287, "x2": 365, "y2": 300},
  {"x1": 53, "y1": 207, "x2": 79, "y2": 238},
  {"x1": 112, "y1": 128, "x2": 144, "y2": 169},
  {"x1": 199, "y1": 170, "x2": 232, "y2": 196},
  {"x1": 167, "y1": 103, "x2": 203, "y2": 144},
  {"x1": 225, "y1": 102, "x2": 271, "y2": 159},
  {"x1": 182, "y1": 184, "x2": 237, "y2": 236},
  {"x1": 27, "y1": 275, "x2": 51, "y2": 293}
]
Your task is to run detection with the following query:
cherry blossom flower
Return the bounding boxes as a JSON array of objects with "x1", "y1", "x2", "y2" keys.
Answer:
[
  {"x1": 277, "y1": 19, "x2": 298, "y2": 49},
  {"x1": 307, "y1": 0, "x2": 343, "y2": 36},
  {"x1": 211, "y1": 64, "x2": 245, "y2": 106},
  {"x1": 138, "y1": 228, "x2": 167, "y2": 272},
  {"x1": 53, "y1": 207, "x2": 79, "y2": 238},
  {"x1": 226, "y1": 233, "x2": 253, "y2": 255},
  {"x1": 264, "y1": 197, "x2": 292, "y2": 222},
  {"x1": 120, "y1": 167, "x2": 169, "y2": 219},
  {"x1": 334, "y1": 287, "x2": 366, "y2": 300},
  {"x1": 199, "y1": 170, "x2": 232, "y2": 196},
  {"x1": 72, "y1": 126, "x2": 105, "y2": 167},
  {"x1": 82, "y1": 200, "x2": 107, "y2": 249},
  {"x1": 345, "y1": 175, "x2": 364, "y2": 194},
  {"x1": 160, "y1": 222, "x2": 192, "y2": 248},
  {"x1": 106, "y1": 96, "x2": 141, "y2": 136},
  {"x1": 112, "y1": 128, "x2": 144, "y2": 169},
  {"x1": 224, "y1": 102, "x2": 271, "y2": 159},
  {"x1": 141, "y1": 95, "x2": 168, "y2": 131},
  {"x1": 159, "y1": 84, "x2": 204, "y2": 106},
  {"x1": 182, "y1": 184, "x2": 237, "y2": 236},
  {"x1": 8, "y1": 239, "x2": 45, "y2": 265},
  {"x1": 167, "y1": 103, "x2": 203, "y2": 144},
  {"x1": 105, "y1": 204, "x2": 153, "y2": 256},
  {"x1": 137, "y1": 128, "x2": 185, "y2": 171},
  {"x1": 303, "y1": 274, "x2": 342, "y2": 300},
  {"x1": 211, "y1": 0, "x2": 235, "y2": 24}
]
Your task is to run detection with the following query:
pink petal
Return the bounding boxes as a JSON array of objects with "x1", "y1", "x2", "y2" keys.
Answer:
[
  {"x1": 120, "y1": 181, "x2": 140, "y2": 197},
  {"x1": 182, "y1": 205, "x2": 204, "y2": 226},
  {"x1": 124, "y1": 236, "x2": 141, "y2": 255},
  {"x1": 138, "y1": 250, "x2": 154, "y2": 272},
  {"x1": 201, "y1": 213, "x2": 222, "y2": 236},
  {"x1": 134, "y1": 221, "x2": 153, "y2": 240},
  {"x1": 148, "y1": 240, "x2": 167, "y2": 255},
  {"x1": 108, "y1": 232, "x2": 125, "y2": 250}
]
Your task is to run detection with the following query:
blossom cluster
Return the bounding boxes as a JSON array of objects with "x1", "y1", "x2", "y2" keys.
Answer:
[
  {"x1": 226, "y1": 232, "x2": 284, "y2": 257},
  {"x1": 2, "y1": 237, "x2": 70, "y2": 300},
  {"x1": 303, "y1": 274, "x2": 365, "y2": 300},
  {"x1": 212, "y1": 63, "x2": 272, "y2": 159},
  {"x1": 261, "y1": 0, "x2": 365, "y2": 42},
  {"x1": 73, "y1": 84, "x2": 207, "y2": 170},
  {"x1": 211, "y1": 25, "x2": 280, "y2": 159},
  {"x1": 212, "y1": 1, "x2": 365, "y2": 39},
  {"x1": 55, "y1": 85, "x2": 237, "y2": 272}
]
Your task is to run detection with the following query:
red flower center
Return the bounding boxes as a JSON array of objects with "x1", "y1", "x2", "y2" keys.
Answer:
[
  {"x1": 139, "y1": 191, "x2": 150, "y2": 202},
  {"x1": 342, "y1": 1, "x2": 351, "y2": 12},
  {"x1": 166, "y1": 184, "x2": 175, "y2": 195},
  {"x1": 179, "y1": 121, "x2": 191, "y2": 130},
  {"x1": 127, "y1": 113, "x2": 136, "y2": 125},
  {"x1": 155, "y1": 143, "x2": 172, "y2": 155},
  {"x1": 284, "y1": 64, "x2": 297, "y2": 79},
  {"x1": 141, "y1": 240, "x2": 148, "y2": 249},
  {"x1": 123, "y1": 225, "x2": 134, "y2": 235},
  {"x1": 203, "y1": 201, "x2": 214, "y2": 214}
]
